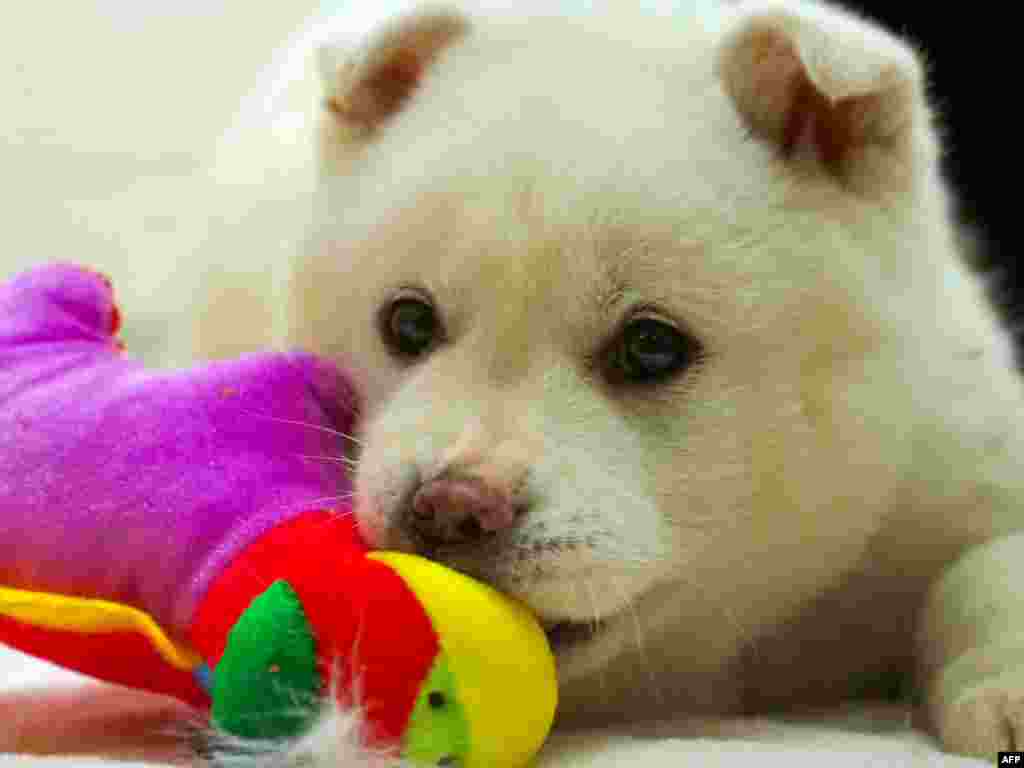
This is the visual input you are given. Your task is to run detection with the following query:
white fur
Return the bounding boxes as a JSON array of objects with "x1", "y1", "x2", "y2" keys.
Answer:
[{"x1": 195, "y1": 0, "x2": 1024, "y2": 764}]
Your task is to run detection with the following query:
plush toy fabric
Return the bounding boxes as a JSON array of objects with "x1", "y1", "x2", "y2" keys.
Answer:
[{"x1": 0, "y1": 265, "x2": 556, "y2": 768}]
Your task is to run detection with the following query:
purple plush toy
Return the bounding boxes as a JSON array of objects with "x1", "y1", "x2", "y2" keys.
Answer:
[
  {"x1": 0, "y1": 262, "x2": 357, "y2": 704},
  {"x1": 0, "y1": 264, "x2": 557, "y2": 768}
]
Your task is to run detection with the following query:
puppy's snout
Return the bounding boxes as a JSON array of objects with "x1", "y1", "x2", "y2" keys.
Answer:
[{"x1": 409, "y1": 475, "x2": 518, "y2": 546}]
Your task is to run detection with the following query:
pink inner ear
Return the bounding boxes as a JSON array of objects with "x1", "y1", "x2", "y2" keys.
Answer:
[
  {"x1": 782, "y1": 74, "x2": 859, "y2": 173},
  {"x1": 328, "y1": 49, "x2": 425, "y2": 129},
  {"x1": 366, "y1": 49, "x2": 425, "y2": 113},
  {"x1": 727, "y1": 24, "x2": 881, "y2": 176}
]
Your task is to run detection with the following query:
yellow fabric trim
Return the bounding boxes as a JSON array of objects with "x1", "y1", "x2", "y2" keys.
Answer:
[
  {"x1": 369, "y1": 552, "x2": 557, "y2": 768},
  {"x1": 0, "y1": 585, "x2": 202, "y2": 671}
]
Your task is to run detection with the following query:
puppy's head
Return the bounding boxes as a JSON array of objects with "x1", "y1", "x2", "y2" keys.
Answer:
[{"x1": 290, "y1": 0, "x2": 951, "y2": 707}]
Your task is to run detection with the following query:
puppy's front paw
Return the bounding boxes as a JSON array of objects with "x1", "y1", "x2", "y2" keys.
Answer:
[
  {"x1": 934, "y1": 666, "x2": 1024, "y2": 757},
  {"x1": 917, "y1": 535, "x2": 1024, "y2": 758}
]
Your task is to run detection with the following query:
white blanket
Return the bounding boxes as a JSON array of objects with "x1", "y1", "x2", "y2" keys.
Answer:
[{"x1": 0, "y1": 646, "x2": 988, "y2": 766}]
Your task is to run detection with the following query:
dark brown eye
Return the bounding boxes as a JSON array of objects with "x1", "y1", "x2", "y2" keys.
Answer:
[
  {"x1": 383, "y1": 297, "x2": 438, "y2": 358},
  {"x1": 610, "y1": 317, "x2": 701, "y2": 384}
]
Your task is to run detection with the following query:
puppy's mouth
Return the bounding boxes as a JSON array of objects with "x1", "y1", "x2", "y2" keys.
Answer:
[{"x1": 543, "y1": 618, "x2": 606, "y2": 653}]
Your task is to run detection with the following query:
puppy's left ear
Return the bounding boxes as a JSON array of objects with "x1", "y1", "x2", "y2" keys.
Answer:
[
  {"x1": 318, "y1": 8, "x2": 469, "y2": 139},
  {"x1": 716, "y1": 0, "x2": 933, "y2": 191}
]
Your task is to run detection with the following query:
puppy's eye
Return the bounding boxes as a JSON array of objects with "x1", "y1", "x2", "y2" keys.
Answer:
[
  {"x1": 383, "y1": 297, "x2": 438, "y2": 358},
  {"x1": 610, "y1": 317, "x2": 701, "y2": 384}
]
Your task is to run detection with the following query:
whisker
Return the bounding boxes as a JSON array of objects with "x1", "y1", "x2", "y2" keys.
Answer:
[
  {"x1": 582, "y1": 579, "x2": 609, "y2": 697},
  {"x1": 272, "y1": 495, "x2": 356, "y2": 520},
  {"x1": 284, "y1": 492, "x2": 356, "y2": 513},
  {"x1": 245, "y1": 412, "x2": 363, "y2": 447},
  {"x1": 609, "y1": 571, "x2": 664, "y2": 709},
  {"x1": 296, "y1": 453, "x2": 359, "y2": 469},
  {"x1": 672, "y1": 528, "x2": 753, "y2": 647}
]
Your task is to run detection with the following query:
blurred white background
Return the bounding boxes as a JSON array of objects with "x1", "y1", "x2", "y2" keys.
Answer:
[{"x1": 0, "y1": 0, "x2": 324, "y2": 358}]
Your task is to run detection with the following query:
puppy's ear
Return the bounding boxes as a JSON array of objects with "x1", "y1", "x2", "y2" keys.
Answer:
[
  {"x1": 716, "y1": 0, "x2": 931, "y2": 188},
  {"x1": 318, "y1": 8, "x2": 469, "y2": 138}
]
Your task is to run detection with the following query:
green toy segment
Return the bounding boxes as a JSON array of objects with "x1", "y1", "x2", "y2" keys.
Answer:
[
  {"x1": 402, "y1": 652, "x2": 470, "y2": 765},
  {"x1": 212, "y1": 580, "x2": 320, "y2": 740}
]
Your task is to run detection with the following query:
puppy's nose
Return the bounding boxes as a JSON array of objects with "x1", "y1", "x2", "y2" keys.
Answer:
[{"x1": 409, "y1": 476, "x2": 517, "y2": 546}]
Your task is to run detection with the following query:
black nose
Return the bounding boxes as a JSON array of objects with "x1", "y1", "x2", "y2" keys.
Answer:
[{"x1": 408, "y1": 475, "x2": 517, "y2": 547}]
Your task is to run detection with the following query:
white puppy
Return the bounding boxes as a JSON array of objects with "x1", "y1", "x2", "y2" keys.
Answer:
[{"x1": 195, "y1": 0, "x2": 1024, "y2": 764}]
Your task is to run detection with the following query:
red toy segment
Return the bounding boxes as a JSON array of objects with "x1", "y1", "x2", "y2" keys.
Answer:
[
  {"x1": 189, "y1": 510, "x2": 366, "y2": 666},
  {"x1": 0, "y1": 614, "x2": 209, "y2": 707},
  {"x1": 189, "y1": 511, "x2": 440, "y2": 746},
  {"x1": 325, "y1": 557, "x2": 441, "y2": 747}
]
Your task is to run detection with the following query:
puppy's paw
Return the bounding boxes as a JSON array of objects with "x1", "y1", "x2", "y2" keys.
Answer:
[
  {"x1": 917, "y1": 534, "x2": 1024, "y2": 759},
  {"x1": 934, "y1": 666, "x2": 1024, "y2": 757}
]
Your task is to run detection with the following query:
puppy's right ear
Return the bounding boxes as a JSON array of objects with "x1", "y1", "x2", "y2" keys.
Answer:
[
  {"x1": 716, "y1": 0, "x2": 934, "y2": 194},
  {"x1": 318, "y1": 8, "x2": 469, "y2": 139}
]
